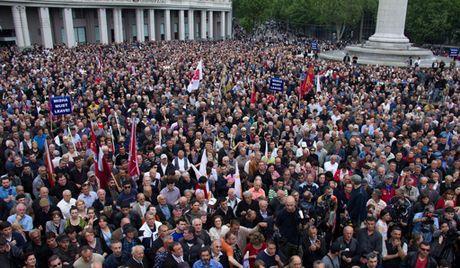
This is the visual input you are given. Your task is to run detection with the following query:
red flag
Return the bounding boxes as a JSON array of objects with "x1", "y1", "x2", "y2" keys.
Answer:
[
  {"x1": 95, "y1": 146, "x2": 111, "y2": 189},
  {"x1": 299, "y1": 65, "x2": 315, "y2": 99},
  {"x1": 250, "y1": 82, "x2": 257, "y2": 104},
  {"x1": 44, "y1": 140, "x2": 55, "y2": 188},
  {"x1": 91, "y1": 124, "x2": 110, "y2": 188},
  {"x1": 128, "y1": 119, "x2": 140, "y2": 177}
]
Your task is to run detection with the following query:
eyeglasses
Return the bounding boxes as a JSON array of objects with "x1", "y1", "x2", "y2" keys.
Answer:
[{"x1": 420, "y1": 247, "x2": 430, "y2": 252}]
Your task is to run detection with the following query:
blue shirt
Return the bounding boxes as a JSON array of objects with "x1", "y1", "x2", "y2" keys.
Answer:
[
  {"x1": 0, "y1": 186, "x2": 16, "y2": 199},
  {"x1": 193, "y1": 259, "x2": 223, "y2": 268},
  {"x1": 7, "y1": 214, "x2": 34, "y2": 231}
]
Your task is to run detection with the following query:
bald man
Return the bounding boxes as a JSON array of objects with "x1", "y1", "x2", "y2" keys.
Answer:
[{"x1": 275, "y1": 195, "x2": 302, "y2": 258}]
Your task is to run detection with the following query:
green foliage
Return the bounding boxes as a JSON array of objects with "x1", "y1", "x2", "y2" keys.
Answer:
[
  {"x1": 406, "y1": 0, "x2": 460, "y2": 44},
  {"x1": 233, "y1": 0, "x2": 459, "y2": 44}
]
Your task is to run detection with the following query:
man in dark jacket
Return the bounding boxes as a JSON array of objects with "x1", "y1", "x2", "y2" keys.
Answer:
[
  {"x1": 179, "y1": 226, "x2": 204, "y2": 265},
  {"x1": 163, "y1": 242, "x2": 189, "y2": 268},
  {"x1": 347, "y1": 175, "x2": 368, "y2": 228},
  {"x1": 356, "y1": 216, "x2": 382, "y2": 266},
  {"x1": 401, "y1": 241, "x2": 437, "y2": 268},
  {"x1": 103, "y1": 241, "x2": 126, "y2": 268}
]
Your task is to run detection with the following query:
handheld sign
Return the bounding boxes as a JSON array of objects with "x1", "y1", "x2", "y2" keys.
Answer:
[
  {"x1": 51, "y1": 96, "x2": 72, "y2": 116},
  {"x1": 311, "y1": 41, "x2": 319, "y2": 51},
  {"x1": 270, "y1": 77, "x2": 284, "y2": 92},
  {"x1": 449, "y1": 48, "x2": 459, "y2": 58}
]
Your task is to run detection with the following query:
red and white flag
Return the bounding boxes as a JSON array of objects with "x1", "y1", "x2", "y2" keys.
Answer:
[
  {"x1": 187, "y1": 60, "x2": 203, "y2": 93},
  {"x1": 44, "y1": 140, "x2": 55, "y2": 188},
  {"x1": 128, "y1": 118, "x2": 140, "y2": 178}
]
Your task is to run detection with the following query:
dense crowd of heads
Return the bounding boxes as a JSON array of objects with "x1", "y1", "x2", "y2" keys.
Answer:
[{"x1": 0, "y1": 37, "x2": 458, "y2": 268}]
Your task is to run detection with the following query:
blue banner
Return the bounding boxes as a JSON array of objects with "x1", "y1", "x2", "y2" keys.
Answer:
[
  {"x1": 270, "y1": 77, "x2": 284, "y2": 92},
  {"x1": 51, "y1": 96, "x2": 72, "y2": 115},
  {"x1": 311, "y1": 41, "x2": 319, "y2": 51},
  {"x1": 450, "y1": 48, "x2": 459, "y2": 57}
]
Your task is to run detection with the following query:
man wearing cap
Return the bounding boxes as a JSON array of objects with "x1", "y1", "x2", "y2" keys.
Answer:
[{"x1": 159, "y1": 154, "x2": 175, "y2": 178}]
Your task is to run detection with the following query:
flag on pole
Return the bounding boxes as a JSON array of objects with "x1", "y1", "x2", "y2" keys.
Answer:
[
  {"x1": 234, "y1": 162, "x2": 242, "y2": 199},
  {"x1": 316, "y1": 74, "x2": 321, "y2": 92},
  {"x1": 67, "y1": 126, "x2": 77, "y2": 151},
  {"x1": 198, "y1": 149, "x2": 211, "y2": 197},
  {"x1": 44, "y1": 140, "x2": 55, "y2": 188},
  {"x1": 109, "y1": 126, "x2": 116, "y2": 156},
  {"x1": 95, "y1": 146, "x2": 111, "y2": 188},
  {"x1": 299, "y1": 65, "x2": 315, "y2": 99},
  {"x1": 250, "y1": 82, "x2": 257, "y2": 104},
  {"x1": 187, "y1": 60, "x2": 203, "y2": 93},
  {"x1": 128, "y1": 118, "x2": 140, "y2": 178}
]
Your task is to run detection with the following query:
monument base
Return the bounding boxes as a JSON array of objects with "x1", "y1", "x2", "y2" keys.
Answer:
[{"x1": 320, "y1": 41, "x2": 448, "y2": 68}]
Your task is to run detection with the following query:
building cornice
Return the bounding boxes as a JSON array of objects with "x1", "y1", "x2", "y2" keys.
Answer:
[{"x1": 0, "y1": 0, "x2": 232, "y2": 11}]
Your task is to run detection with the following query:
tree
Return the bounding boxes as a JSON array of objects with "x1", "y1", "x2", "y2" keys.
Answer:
[
  {"x1": 312, "y1": 0, "x2": 365, "y2": 41},
  {"x1": 406, "y1": 0, "x2": 460, "y2": 44}
]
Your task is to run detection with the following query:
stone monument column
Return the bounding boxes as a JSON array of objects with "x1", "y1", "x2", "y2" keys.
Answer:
[{"x1": 368, "y1": 0, "x2": 409, "y2": 45}]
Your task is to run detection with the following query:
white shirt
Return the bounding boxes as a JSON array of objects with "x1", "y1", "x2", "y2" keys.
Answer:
[
  {"x1": 324, "y1": 161, "x2": 338, "y2": 175},
  {"x1": 57, "y1": 198, "x2": 76, "y2": 219}
]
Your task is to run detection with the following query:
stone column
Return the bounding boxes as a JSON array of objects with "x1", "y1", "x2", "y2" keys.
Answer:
[
  {"x1": 188, "y1": 9, "x2": 194, "y2": 40},
  {"x1": 208, "y1": 10, "x2": 213, "y2": 40},
  {"x1": 226, "y1": 11, "x2": 232, "y2": 39},
  {"x1": 136, "y1": 9, "x2": 145, "y2": 42},
  {"x1": 368, "y1": 0, "x2": 409, "y2": 44},
  {"x1": 113, "y1": 8, "x2": 123, "y2": 43},
  {"x1": 63, "y1": 8, "x2": 76, "y2": 47},
  {"x1": 164, "y1": 9, "x2": 171, "y2": 40},
  {"x1": 220, "y1": 11, "x2": 225, "y2": 40},
  {"x1": 18, "y1": 6, "x2": 31, "y2": 46},
  {"x1": 98, "y1": 8, "x2": 109, "y2": 44},
  {"x1": 12, "y1": 6, "x2": 25, "y2": 47},
  {"x1": 39, "y1": 7, "x2": 53, "y2": 48},
  {"x1": 178, "y1": 10, "x2": 185, "y2": 40},
  {"x1": 200, "y1": 10, "x2": 207, "y2": 39},
  {"x1": 148, "y1": 9, "x2": 155, "y2": 41}
]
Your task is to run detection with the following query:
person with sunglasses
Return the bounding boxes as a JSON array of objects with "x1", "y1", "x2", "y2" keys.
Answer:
[
  {"x1": 401, "y1": 241, "x2": 437, "y2": 268},
  {"x1": 117, "y1": 180, "x2": 138, "y2": 206}
]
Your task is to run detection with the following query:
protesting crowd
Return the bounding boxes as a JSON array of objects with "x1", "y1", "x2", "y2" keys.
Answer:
[{"x1": 0, "y1": 36, "x2": 459, "y2": 268}]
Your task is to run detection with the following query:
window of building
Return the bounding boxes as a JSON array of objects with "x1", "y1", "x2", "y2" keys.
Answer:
[
  {"x1": 74, "y1": 27, "x2": 86, "y2": 43},
  {"x1": 95, "y1": 26, "x2": 100, "y2": 43}
]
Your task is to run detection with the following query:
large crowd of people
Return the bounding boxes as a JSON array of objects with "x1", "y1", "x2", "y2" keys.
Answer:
[{"x1": 0, "y1": 35, "x2": 458, "y2": 268}]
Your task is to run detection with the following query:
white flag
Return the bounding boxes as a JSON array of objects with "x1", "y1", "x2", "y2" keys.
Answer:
[
  {"x1": 316, "y1": 74, "x2": 321, "y2": 92},
  {"x1": 187, "y1": 60, "x2": 203, "y2": 93},
  {"x1": 234, "y1": 162, "x2": 242, "y2": 199}
]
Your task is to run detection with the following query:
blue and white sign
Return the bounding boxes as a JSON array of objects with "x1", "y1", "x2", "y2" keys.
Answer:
[
  {"x1": 51, "y1": 96, "x2": 72, "y2": 115},
  {"x1": 311, "y1": 41, "x2": 319, "y2": 51},
  {"x1": 449, "y1": 48, "x2": 459, "y2": 57},
  {"x1": 270, "y1": 77, "x2": 284, "y2": 92}
]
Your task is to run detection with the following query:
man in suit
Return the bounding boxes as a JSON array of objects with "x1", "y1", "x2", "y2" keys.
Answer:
[
  {"x1": 132, "y1": 193, "x2": 151, "y2": 218},
  {"x1": 163, "y1": 242, "x2": 187, "y2": 268},
  {"x1": 126, "y1": 245, "x2": 150, "y2": 268},
  {"x1": 156, "y1": 194, "x2": 174, "y2": 223}
]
